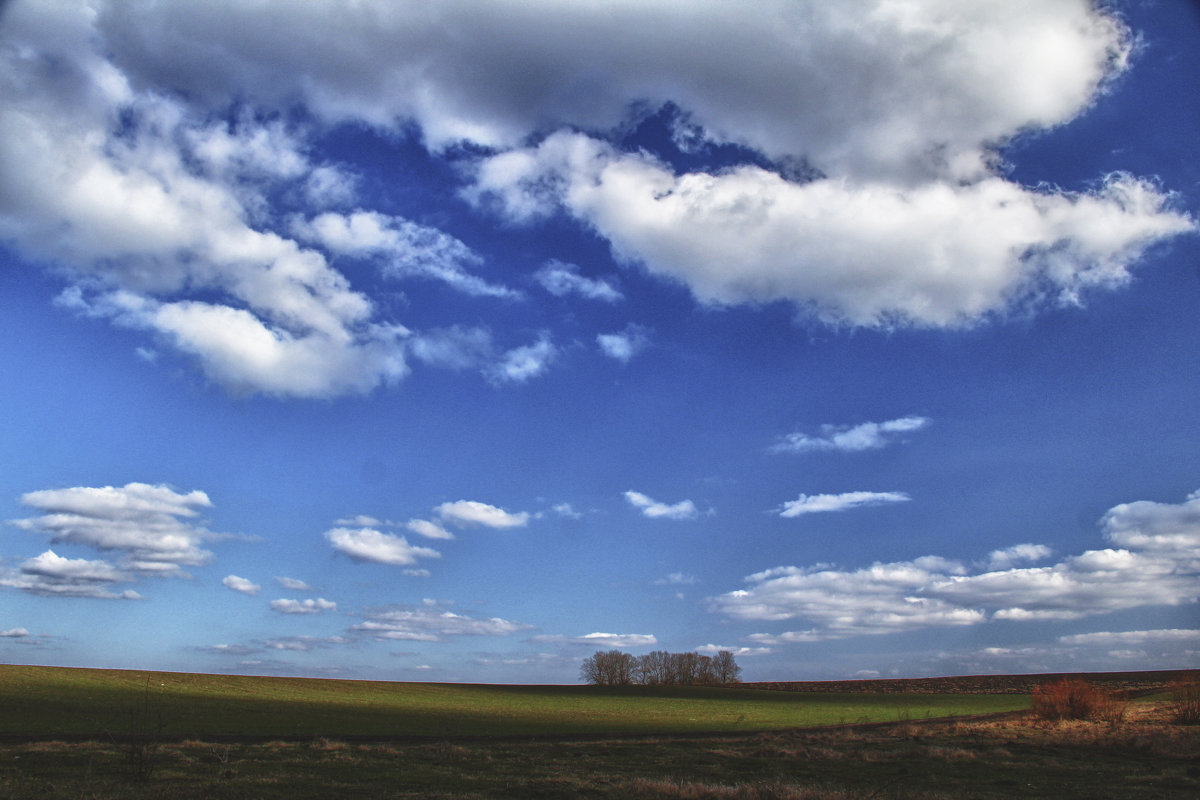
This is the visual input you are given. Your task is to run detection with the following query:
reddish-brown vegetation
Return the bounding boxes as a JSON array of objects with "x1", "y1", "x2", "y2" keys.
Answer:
[
  {"x1": 1030, "y1": 678, "x2": 1123, "y2": 722},
  {"x1": 742, "y1": 669, "x2": 1197, "y2": 696}
]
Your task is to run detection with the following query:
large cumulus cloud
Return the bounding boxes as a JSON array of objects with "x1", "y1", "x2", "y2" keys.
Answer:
[{"x1": 0, "y1": 0, "x2": 1193, "y2": 396}]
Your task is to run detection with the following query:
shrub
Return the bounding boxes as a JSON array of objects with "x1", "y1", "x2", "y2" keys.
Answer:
[
  {"x1": 1030, "y1": 678, "x2": 1112, "y2": 721},
  {"x1": 1168, "y1": 679, "x2": 1200, "y2": 725}
]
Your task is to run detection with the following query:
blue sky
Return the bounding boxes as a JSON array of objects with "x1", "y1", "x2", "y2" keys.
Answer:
[{"x1": 2, "y1": 0, "x2": 1198, "y2": 683}]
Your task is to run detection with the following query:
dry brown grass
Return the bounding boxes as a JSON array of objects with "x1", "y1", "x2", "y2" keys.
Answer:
[{"x1": 619, "y1": 778, "x2": 862, "y2": 799}]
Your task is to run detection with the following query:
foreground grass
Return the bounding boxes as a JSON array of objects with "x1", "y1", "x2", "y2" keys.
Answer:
[
  {"x1": 0, "y1": 665, "x2": 1024, "y2": 739},
  {"x1": 1, "y1": 699, "x2": 1196, "y2": 799}
]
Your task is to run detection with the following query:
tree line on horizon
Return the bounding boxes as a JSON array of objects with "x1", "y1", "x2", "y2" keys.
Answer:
[{"x1": 580, "y1": 649, "x2": 742, "y2": 686}]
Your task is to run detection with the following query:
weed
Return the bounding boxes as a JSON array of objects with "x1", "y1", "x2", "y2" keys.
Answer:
[
  {"x1": 123, "y1": 675, "x2": 165, "y2": 782},
  {"x1": 1169, "y1": 679, "x2": 1200, "y2": 725}
]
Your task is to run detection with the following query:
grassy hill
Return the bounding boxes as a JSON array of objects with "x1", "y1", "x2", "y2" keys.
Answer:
[{"x1": 0, "y1": 664, "x2": 1028, "y2": 740}]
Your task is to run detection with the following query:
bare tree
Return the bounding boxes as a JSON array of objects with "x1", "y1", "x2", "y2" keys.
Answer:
[
  {"x1": 636, "y1": 650, "x2": 671, "y2": 685},
  {"x1": 580, "y1": 649, "x2": 637, "y2": 685},
  {"x1": 711, "y1": 650, "x2": 742, "y2": 683},
  {"x1": 583, "y1": 649, "x2": 741, "y2": 686}
]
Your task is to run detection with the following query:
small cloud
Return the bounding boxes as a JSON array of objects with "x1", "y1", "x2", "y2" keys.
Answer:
[
  {"x1": 276, "y1": 577, "x2": 315, "y2": 591},
  {"x1": 984, "y1": 543, "x2": 1053, "y2": 570},
  {"x1": 197, "y1": 643, "x2": 260, "y2": 656},
  {"x1": 222, "y1": 574, "x2": 261, "y2": 596},
  {"x1": 777, "y1": 491, "x2": 910, "y2": 517},
  {"x1": 695, "y1": 643, "x2": 771, "y2": 657},
  {"x1": 353, "y1": 602, "x2": 533, "y2": 642},
  {"x1": 597, "y1": 324, "x2": 651, "y2": 363},
  {"x1": 655, "y1": 572, "x2": 698, "y2": 586},
  {"x1": 485, "y1": 334, "x2": 556, "y2": 384},
  {"x1": 550, "y1": 503, "x2": 583, "y2": 519},
  {"x1": 435, "y1": 500, "x2": 530, "y2": 529},
  {"x1": 263, "y1": 635, "x2": 347, "y2": 651},
  {"x1": 771, "y1": 417, "x2": 930, "y2": 454},
  {"x1": 0, "y1": 628, "x2": 31, "y2": 638},
  {"x1": 269, "y1": 597, "x2": 337, "y2": 615},
  {"x1": 534, "y1": 632, "x2": 658, "y2": 648},
  {"x1": 624, "y1": 490, "x2": 699, "y2": 520},
  {"x1": 406, "y1": 519, "x2": 455, "y2": 540},
  {"x1": 325, "y1": 527, "x2": 441, "y2": 566},
  {"x1": 334, "y1": 514, "x2": 383, "y2": 527},
  {"x1": 535, "y1": 260, "x2": 622, "y2": 302}
]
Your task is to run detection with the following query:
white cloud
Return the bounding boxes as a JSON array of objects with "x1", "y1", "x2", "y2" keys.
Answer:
[
  {"x1": 535, "y1": 260, "x2": 622, "y2": 302},
  {"x1": 94, "y1": 0, "x2": 1133, "y2": 175},
  {"x1": 485, "y1": 334, "x2": 557, "y2": 385},
  {"x1": 984, "y1": 543, "x2": 1053, "y2": 570},
  {"x1": 695, "y1": 644, "x2": 771, "y2": 657},
  {"x1": 469, "y1": 133, "x2": 1193, "y2": 329},
  {"x1": 534, "y1": 632, "x2": 658, "y2": 648},
  {"x1": 0, "y1": 548, "x2": 142, "y2": 600},
  {"x1": 435, "y1": 501, "x2": 530, "y2": 529},
  {"x1": 1, "y1": 0, "x2": 1191, "y2": 401},
  {"x1": 270, "y1": 597, "x2": 337, "y2": 615},
  {"x1": 624, "y1": 491, "x2": 699, "y2": 521},
  {"x1": 11, "y1": 483, "x2": 218, "y2": 574},
  {"x1": 715, "y1": 487, "x2": 1200, "y2": 641},
  {"x1": 276, "y1": 577, "x2": 315, "y2": 591},
  {"x1": 353, "y1": 603, "x2": 533, "y2": 642},
  {"x1": 406, "y1": 519, "x2": 455, "y2": 540},
  {"x1": 324, "y1": 527, "x2": 441, "y2": 567},
  {"x1": 771, "y1": 417, "x2": 930, "y2": 454},
  {"x1": 0, "y1": 628, "x2": 31, "y2": 638},
  {"x1": 222, "y1": 575, "x2": 261, "y2": 596},
  {"x1": 777, "y1": 491, "x2": 910, "y2": 517},
  {"x1": 597, "y1": 324, "x2": 651, "y2": 363}
]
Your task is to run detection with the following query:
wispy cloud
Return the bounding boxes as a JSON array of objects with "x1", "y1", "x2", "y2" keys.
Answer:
[
  {"x1": 535, "y1": 260, "x2": 622, "y2": 302},
  {"x1": 353, "y1": 601, "x2": 533, "y2": 642},
  {"x1": 1057, "y1": 629, "x2": 1200, "y2": 647},
  {"x1": 276, "y1": 577, "x2": 315, "y2": 591},
  {"x1": 534, "y1": 632, "x2": 658, "y2": 648},
  {"x1": 293, "y1": 210, "x2": 520, "y2": 299},
  {"x1": 625, "y1": 491, "x2": 700, "y2": 520},
  {"x1": 777, "y1": 491, "x2": 910, "y2": 517},
  {"x1": 655, "y1": 572, "x2": 698, "y2": 586},
  {"x1": 771, "y1": 417, "x2": 930, "y2": 454}
]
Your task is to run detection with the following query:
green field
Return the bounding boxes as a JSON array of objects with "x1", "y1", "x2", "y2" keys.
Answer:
[{"x1": 0, "y1": 664, "x2": 1026, "y2": 740}]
